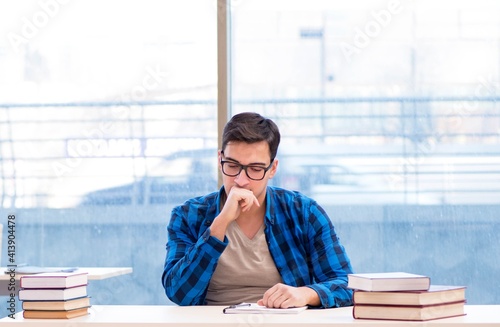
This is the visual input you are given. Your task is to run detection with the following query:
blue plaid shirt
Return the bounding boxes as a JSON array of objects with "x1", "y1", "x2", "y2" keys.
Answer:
[{"x1": 162, "y1": 186, "x2": 354, "y2": 308}]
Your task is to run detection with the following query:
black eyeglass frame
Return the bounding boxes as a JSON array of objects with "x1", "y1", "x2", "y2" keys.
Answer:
[{"x1": 220, "y1": 157, "x2": 274, "y2": 181}]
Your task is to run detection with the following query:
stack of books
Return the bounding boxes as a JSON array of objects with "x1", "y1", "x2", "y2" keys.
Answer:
[
  {"x1": 18, "y1": 271, "x2": 91, "y2": 319},
  {"x1": 347, "y1": 272, "x2": 466, "y2": 321}
]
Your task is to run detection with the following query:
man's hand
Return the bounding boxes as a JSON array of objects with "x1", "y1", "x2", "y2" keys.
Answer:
[
  {"x1": 221, "y1": 186, "x2": 260, "y2": 219},
  {"x1": 257, "y1": 283, "x2": 320, "y2": 308},
  {"x1": 209, "y1": 187, "x2": 260, "y2": 241}
]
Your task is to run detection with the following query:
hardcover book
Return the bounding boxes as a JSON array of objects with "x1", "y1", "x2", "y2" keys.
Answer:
[
  {"x1": 348, "y1": 272, "x2": 431, "y2": 292},
  {"x1": 19, "y1": 285, "x2": 87, "y2": 301},
  {"x1": 20, "y1": 272, "x2": 88, "y2": 289},
  {"x1": 352, "y1": 300, "x2": 466, "y2": 321},
  {"x1": 22, "y1": 306, "x2": 90, "y2": 319},
  {"x1": 353, "y1": 285, "x2": 466, "y2": 306},
  {"x1": 22, "y1": 296, "x2": 91, "y2": 311}
]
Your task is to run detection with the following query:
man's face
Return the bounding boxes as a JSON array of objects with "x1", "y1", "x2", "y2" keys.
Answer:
[{"x1": 218, "y1": 140, "x2": 278, "y2": 203}]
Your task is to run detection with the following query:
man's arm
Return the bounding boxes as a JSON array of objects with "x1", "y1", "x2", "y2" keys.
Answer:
[
  {"x1": 162, "y1": 187, "x2": 260, "y2": 305},
  {"x1": 161, "y1": 207, "x2": 227, "y2": 306},
  {"x1": 305, "y1": 203, "x2": 354, "y2": 308},
  {"x1": 258, "y1": 217, "x2": 353, "y2": 309}
]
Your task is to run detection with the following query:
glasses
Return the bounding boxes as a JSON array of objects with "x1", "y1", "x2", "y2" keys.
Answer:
[{"x1": 220, "y1": 159, "x2": 274, "y2": 181}]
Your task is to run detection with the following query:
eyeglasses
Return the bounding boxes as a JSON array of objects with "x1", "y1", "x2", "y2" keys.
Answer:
[{"x1": 220, "y1": 159, "x2": 274, "y2": 181}]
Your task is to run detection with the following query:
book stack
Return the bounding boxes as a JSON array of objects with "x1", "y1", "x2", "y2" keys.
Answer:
[
  {"x1": 348, "y1": 272, "x2": 466, "y2": 321},
  {"x1": 18, "y1": 271, "x2": 91, "y2": 319}
]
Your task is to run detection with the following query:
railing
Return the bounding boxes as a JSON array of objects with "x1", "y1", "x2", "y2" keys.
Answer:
[{"x1": 1, "y1": 96, "x2": 499, "y2": 208}]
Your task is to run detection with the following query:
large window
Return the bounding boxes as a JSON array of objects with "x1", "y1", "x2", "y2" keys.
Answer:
[
  {"x1": 0, "y1": 0, "x2": 217, "y2": 312},
  {"x1": 0, "y1": 0, "x2": 499, "y2": 316},
  {"x1": 230, "y1": 0, "x2": 500, "y2": 305}
]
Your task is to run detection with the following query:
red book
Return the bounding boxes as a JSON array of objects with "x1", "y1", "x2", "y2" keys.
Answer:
[
  {"x1": 353, "y1": 285, "x2": 466, "y2": 306},
  {"x1": 353, "y1": 300, "x2": 466, "y2": 321}
]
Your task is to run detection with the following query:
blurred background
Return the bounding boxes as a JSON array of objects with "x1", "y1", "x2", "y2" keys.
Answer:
[{"x1": 1, "y1": 0, "x2": 499, "y2": 317}]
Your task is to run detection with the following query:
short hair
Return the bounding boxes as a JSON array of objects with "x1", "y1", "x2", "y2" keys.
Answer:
[{"x1": 221, "y1": 112, "x2": 281, "y2": 160}]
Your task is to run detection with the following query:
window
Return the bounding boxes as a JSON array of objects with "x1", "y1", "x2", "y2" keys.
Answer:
[
  {"x1": 0, "y1": 0, "x2": 217, "y2": 310},
  {"x1": 230, "y1": 0, "x2": 500, "y2": 305}
]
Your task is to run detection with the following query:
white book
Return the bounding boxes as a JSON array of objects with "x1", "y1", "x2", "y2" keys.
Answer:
[
  {"x1": 348, "y1": 272, "x2": 431, "y2": 292},
  {"x1": 19, "y1": 285, "x2": 87, "y2": 301},
  {"x1": 20, "y1": 272, "x2": 88, "y2": 289}
]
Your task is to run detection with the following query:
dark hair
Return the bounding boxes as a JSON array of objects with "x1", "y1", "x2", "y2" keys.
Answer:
[{"x1": 221, "y1": 112, "x2": 281, "y2": 160}]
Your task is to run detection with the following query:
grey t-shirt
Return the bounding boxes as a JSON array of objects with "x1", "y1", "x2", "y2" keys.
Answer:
[{"x1": 206, "y1": 221, "x2": 283, "y2": 305}]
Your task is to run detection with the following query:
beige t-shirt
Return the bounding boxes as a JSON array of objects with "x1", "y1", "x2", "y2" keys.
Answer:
[{"x1": 205, "y1": 221, "x2": 283, "y2": 305}]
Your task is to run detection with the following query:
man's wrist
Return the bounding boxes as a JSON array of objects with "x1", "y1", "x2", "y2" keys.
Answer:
[
  {"x1": 304, "y1": 286, "x2": 321, "y2": 307},
  {"x1": 209, "y1": 214, "x2": 233, "y2": 241}
]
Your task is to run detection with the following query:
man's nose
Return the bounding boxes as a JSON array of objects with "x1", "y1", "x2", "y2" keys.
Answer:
[{"x1": 234, "y1": 169, "x2": 250, "y2": 186}]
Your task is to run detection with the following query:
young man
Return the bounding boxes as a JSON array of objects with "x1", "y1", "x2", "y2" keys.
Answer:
[{"x1": 162, "y1": 112, "x2": 353, "y2": 308}]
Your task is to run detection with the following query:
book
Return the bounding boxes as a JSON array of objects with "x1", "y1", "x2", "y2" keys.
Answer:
[
  {"x1": 348, "y1": 272, "x2": 431, "y2": 291},
  {"x1": 22, "y1": 296, "x2": 91, "y2": 311},
  {"x1": 353, "y1": 285, "x2": 466, "y2": 306},
  {"x1": 20, "y1": 271, "x2": 88, "y2": 289},
  {"x1": 223, "y1": 303, "x2": 308, "y2": 314},
  {"x1": 352, "y1": 300, "x2": 466, "y2": 321},
  {"x1": 19, "y1": 285, "x2": 87, "y2": 301},
  {"x1": 23, "y1": 306, "x2": 89, "y2": 319}
]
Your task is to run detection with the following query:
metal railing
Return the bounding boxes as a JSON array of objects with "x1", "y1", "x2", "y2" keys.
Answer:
[{"x1": 1, "y1": 96, "x2": 499, "y2": 208}]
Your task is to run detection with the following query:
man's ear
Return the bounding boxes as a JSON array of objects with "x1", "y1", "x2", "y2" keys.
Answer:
[
  {"x1": 268, "y1": 159, "x2": 279, "y2": 179},
  {"x1": 217, "y1": 150, "x2": 223, "y2": 168}
]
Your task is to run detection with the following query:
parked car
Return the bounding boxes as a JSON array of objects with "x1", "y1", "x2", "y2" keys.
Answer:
[
  {"x1": 79, "y1": 149, "x2": 218, "y2": 206},
  {"x1": 79, "y1": 146, "x2": 440, "y2": 207},
  {"x1": 78, "y1": 147, "x2": 315, "y2": 206}
]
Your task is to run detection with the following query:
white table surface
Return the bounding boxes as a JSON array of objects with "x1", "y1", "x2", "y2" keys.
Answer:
[
  {"x1": 0, "y1": 267, "x2": 133, "y2": 281},
  {"x1": 1, "y1": 305, "x2": 499, "y2": 326}
]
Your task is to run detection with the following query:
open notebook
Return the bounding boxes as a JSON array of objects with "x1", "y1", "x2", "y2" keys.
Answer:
[{"x1": 223, "y1": 303, "x2": 307, "y2": 314}]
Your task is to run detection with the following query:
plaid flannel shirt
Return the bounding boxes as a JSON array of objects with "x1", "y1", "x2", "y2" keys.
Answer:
[{"x1": 162, "y1": 186, "x2": 354, "y2": 308}]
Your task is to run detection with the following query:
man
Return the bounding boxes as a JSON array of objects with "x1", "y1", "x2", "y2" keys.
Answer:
[{"x1": 162, "y1": 112, "x2": 353, "y2": 308}]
